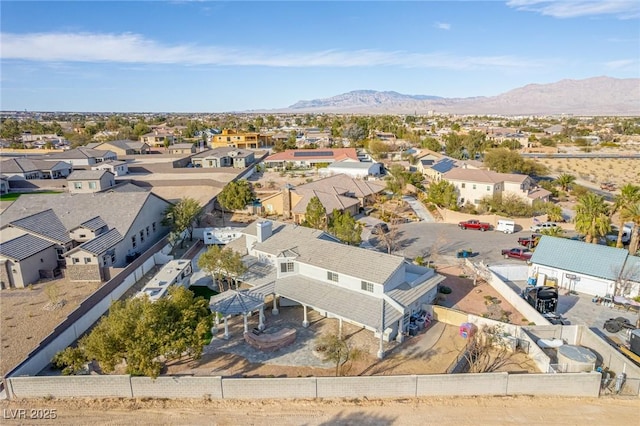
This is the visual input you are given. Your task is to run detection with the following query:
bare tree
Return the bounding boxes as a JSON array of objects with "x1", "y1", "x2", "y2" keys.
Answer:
[
  {"x1": 462, "y1": 325, "x2": 518, "y2": 373},
  {"x1": 611, "y1": 263, "x2": 640, "y2": 297},
  {"x1": 376, "y1": 219, "x2": 401, "y2": 254},
  {"x1": 315, "y1": 326, "x2": 364, "y2": 376}
]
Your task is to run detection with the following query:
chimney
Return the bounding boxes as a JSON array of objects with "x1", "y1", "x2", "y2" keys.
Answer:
[{"x1": 256, "y1": 221, "x2": 273, "y2": 243}]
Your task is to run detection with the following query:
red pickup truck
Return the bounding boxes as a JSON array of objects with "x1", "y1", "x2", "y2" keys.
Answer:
[
  {"x1": 458, "y1": 219, "x2": 491, "y2": 231},
  {"x1": 501, "y1": 247, "x2": 533, "y2": 260}
]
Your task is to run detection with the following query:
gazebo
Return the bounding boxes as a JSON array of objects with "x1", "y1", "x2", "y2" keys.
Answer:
[{"x1": 209, "y1": 290, "x2": 266, "y2": 339}]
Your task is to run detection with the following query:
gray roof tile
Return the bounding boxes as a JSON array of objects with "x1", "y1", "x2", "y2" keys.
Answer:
[
  {"x1": 10, "y1": 209, "x2": 72, "y2": 244},
  {"x1": 80, "y1": 216, "x2": 108, "y2": 231},
  {"x1": 67, "y1": 170, "x2": 113, "y2": 180},
  {"x1": 0, "y1": 234, "x2": 55, "y2": 261},
  {"x1": 77, "y1": 228, "x2": 123, "y2": 254}
]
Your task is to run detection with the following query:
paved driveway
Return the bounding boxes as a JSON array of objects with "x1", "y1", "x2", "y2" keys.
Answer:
[{"x1": 368, "y1": 221, "x2": 532, "y2": 265}]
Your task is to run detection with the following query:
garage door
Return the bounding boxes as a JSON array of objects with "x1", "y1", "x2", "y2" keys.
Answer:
[{"x1": 574, "y1": 278, "x2": 610, "y2": 297}]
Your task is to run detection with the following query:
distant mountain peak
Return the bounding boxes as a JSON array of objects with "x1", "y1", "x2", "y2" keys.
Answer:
[{"x1": 284, "y1": 77, "x2": 640, "y2": 115}]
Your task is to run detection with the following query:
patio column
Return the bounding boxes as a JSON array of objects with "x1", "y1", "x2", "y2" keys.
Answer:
[
  {"x1": 377, "y1": 331, "x2": 385, "y2": 359},
  {"x1": 396, "y1": 318, "x2": 404, "y2": 343},
  {"x1": 258, "y1": 306, "x2": 265, "y2": 331},
  {"x1": 272, "y1": 295, "x2": 279, "y2": 315},
  {"x1": 243, "y1": 313, "x2": 249, "y2": 333},
  {"x1": 302, "y1": 305, "x2": 309, "y2": 328},
  {"x1": 212, "y1": 313, "x2": 220, "y2": 335},
  {"x1": 223, "y1": 316, "x2": 230, "y2": 340},
  {"x1": 338, "y1": 318, "x2": 343, "y2": 339}
]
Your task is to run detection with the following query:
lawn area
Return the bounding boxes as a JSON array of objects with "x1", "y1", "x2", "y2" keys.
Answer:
[
  {"x1": 0, "y1": 191, "x2": 62, "y2": 201},
  {"x1": 189, "y1": 285, "x2": 218, "y2": 300}
]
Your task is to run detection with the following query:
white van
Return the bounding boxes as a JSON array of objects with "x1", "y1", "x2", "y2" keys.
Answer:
[{"x1": 496, "y1": 219, "x2": 516, "y2": 234}]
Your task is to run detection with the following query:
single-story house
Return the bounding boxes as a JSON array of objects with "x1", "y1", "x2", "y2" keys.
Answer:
[
  {"x1": 86, "y1": 140, "x2": 150, "y2": 155},
  {"x1": 0, "y1": 158, "x2": 73, "y2": 180},
  {"x1": 42, "y1": 147, "x2": 117, "y2": 167},
  {"x1": 0, "y1": 233, "x2": 59, "y2": 289},
  {"x1": 91, "y1": 160, "x2": 128, "y2": 177},
  {"x1": 168, "y1": 143, "x2": 196, "y2": 155},
  {"x1": 264, "y1": 148, "x2": 359, "y2": 169},
  {"x1": 319, "y1": 160, "x2": 383, "y2": 179},
  {"x1": 529, "y1": 236, "x2": 640, "y2": 298},
  {"x1": 191, "y1": 147, "x2": 255, "y2": 168}
]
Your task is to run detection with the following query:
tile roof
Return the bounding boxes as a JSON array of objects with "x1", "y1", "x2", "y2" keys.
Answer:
[
  {"x1": 9, "y1": 209, "x2": 72, "y2": 244},
  {"x1": 0, "y1": 234, "x2": 55, "y2": 261},
  {"x1": 76, "y1": 228, "x2": 123, "y2": 255},
  {"x1": 252, "y1": 222, "x2": 405, "y2": 285},
  {"x1": 444, "y1": 168, "x2": 529, "y2": 184},
  {"x1": 531, "y1": 236, "x2": 629, "y2": 281},
  {"x1": 291, "y1": 189, "x2": 360, "y2": 214},
  {"x1": 298, "y1": 174, "x2": 385, "y2": 199},
  {"x1": 209, "y1": 290, "x2": 264, "y2": 315},
  {"x1": 101, "y1": 140, "x2": 147, "y2": 150},
  {"x1": 44, "y1": 147, "x2": 114, "y2": 160},
  {"x1": 0, "y1": 158, "x2": 70, "y2": 173},
  {"x1": 80, "y1": 216, "x2": 108, "y2": 231},
  {"x1": 265, "y1": 148, "x2": 358, "y2": 162},
  {"x1": 275, "y1": 274, "x2": 402, "y2": 330},
  {"x1": 1, "y1": 191, "x2": 165, "y2": 240},
  {"x1": 67, "y1": 170, "x2": 113, "y2": 180},
  {"x1": 387, "y1": 273, "x2": 446, "y2": 306}
]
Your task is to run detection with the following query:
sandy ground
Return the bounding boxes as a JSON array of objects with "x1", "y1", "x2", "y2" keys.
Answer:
[
  {"x1": 1, "y1": 396, "x2": 637, "y2": 425},
  {"x1": 0, "y1": 277, "x2": 105, "y2": 377},
  {"x1": 535, "y1": 157, "x2": 639, "y2": 189}
]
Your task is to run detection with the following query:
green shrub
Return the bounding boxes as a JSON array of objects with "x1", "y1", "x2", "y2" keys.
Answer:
[{"x1": 439, "y1": 285, "x2": 452, "y2": 294}]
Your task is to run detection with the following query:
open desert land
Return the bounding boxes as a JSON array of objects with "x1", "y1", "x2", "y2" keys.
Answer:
[
  {"x1": 1, "y1": 395, "x2": 638, "y2": 425},
  {"x1": 535, "y1": 157, "x2": 639, "y2": 189}
]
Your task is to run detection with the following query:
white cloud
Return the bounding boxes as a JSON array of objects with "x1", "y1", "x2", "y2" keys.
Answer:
[
  {"x1": 507, "y1": 0, "x2": 640, "y2": 19},
  {"x1": 506, "y1": 0, "x2": 640, "y2": 19},
  {"x1": 604, "y1": 58, "x2": 639, "y2": 70},
  {"x1": 434, "y1": 22, "x2": 451, "y2": 30},
  {"x1": 0, "y1": 31, "x2": 544, "y2": 71}
]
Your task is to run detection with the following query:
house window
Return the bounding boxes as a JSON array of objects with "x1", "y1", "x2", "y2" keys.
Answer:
[
  {"x1": 73, "y1": 258, "x2": 80, "y2": 264},
  {"x1": 140, "y1": 230, "x2": 145, "y2": 243},
  {"x1": 103, "y1": 257, "x2": 108, "y2": 266},
  {"x1": 487, "y1": 186, "x2": 491, "y2": 191},
  {"x1": 146, "y1": 226, "x2": 150, "y2": 236},
  {"x1": 327, "y1": 271, "x2": 338, "y2": 282},
  {"x1": 472, "y1": 184, "x2": 476, "y2": 190},
  {"x1": 152, "y1": 222, "x2": 156, "y2": 232},
  {"x1": 111, "y1": 252, "x2": 116, "y2": 263},
  {"x1": 132, "y1": 235, "x2": 137, "y2": 249},
  {"x1": 361, "y1": 281, "x2": 374, "y2": 292},
  {"x1": 461, "y1": 183, "x2": 465, "y2": 188},
  {"x1": 74, "y1": 182, "x2": 82, "y2": 189},
  {"x1": 89, "y1": 181, "x2": 96, "y2": 189},
  {"x1": 280, "y1": 262, "x2": 294, "y2": 273},
  {"x1": 83, "y1": 257, "x2": 90, "y2": 264},
  {"x1": 56, "y1": 248, "x2": 65, "y2": 260},
  {"x1": 79, "y1": 234, "x2": 86, "y2": 238}
]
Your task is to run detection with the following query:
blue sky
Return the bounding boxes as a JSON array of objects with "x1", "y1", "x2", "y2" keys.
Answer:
[{"x1": 1, "y1": 1, "x2": 639, "y2": 112}]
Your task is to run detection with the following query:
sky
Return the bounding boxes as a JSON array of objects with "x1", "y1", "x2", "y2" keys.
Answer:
[{"x1": 1, "y1": 1, "x2": 639, "y2": 112}]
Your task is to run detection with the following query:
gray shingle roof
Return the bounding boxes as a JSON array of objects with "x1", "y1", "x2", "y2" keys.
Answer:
[
  {"x1": 10, "y1": 209, "x2": 72, "y2": 244},
  {"x1": 67, "y1": 170, "x2": 113, "y2": 180},
  {"x1": 387, "y1": 274, "x2": 446, "y2": 306},
  {"x1": 0, "y1": 234, "x2": 55, "y2": 261},
  {"x1": 44, "y1": 147, "x2": 114, "y2": 160},
  {"x1": 275, "y1": 275, "x2": 402, "y2": 330},
  {"x1": 531, "y1": 236, "x2": 629, "y2": 281},
  {"x1": 77, "y1": 228, "x2": 123, "y2": 254},
  {"x1": 252, "y1": 222, "x2": 404, "y2": 285}
]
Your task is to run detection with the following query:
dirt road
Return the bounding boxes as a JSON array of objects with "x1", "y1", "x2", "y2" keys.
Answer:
[{"x1": 1, "y1": 396, "x2": 637, "y2": 425}]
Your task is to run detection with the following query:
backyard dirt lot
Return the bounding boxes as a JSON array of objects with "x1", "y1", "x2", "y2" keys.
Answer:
[
  {"x1": 1, "y1": 395, "x2": 637, "y2": 425},
  {"x1": 535, "y1": 157, "x2": 639, "y2": 189},
  {"x1": 0, "y1": 276, "x2": 107, "y2": 376}
]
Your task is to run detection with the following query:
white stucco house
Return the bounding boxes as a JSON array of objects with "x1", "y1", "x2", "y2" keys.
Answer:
[
  {"x1": 319, "y1": 160, "x2": 383, "y2": 178},
  {"x1": 214, "y1": 220, "x2": 445, "y2": 356}
]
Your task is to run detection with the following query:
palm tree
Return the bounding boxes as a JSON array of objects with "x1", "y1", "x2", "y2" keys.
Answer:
[
  {"x1": 540, "y1": 226, "x2": 564, "y2": 237},
  {"x1": 554, "y1": 174, "x2": 576, "y2": 192},
  {"x1": 623, "y1": 202, "x2": 640, "y2": 255},
  {"x1": 574, "y1": 193, "x2": 610, "y2": 244},
  {"x1": 611, "y1": 184, "x2": 640, "y2": 248}
]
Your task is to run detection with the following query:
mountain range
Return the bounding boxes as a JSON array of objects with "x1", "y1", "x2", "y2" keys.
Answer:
[{"x1": 282, "y1": 77, "x2": 640, "y2": 116}]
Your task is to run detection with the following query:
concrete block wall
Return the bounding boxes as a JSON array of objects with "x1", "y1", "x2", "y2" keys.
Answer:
[
  {"x1": 490, "y1": 264, "x2": 530, "y2": 282},
  {"x1": 577, "y1": 327, "x2": 640, "y2": 381},
  {"x1": 432, "y1": 306, "x2": 467, "y2": 325},
  {"x1": 131, "y1": 376, "x2": 223, "y2": 399},
  {"x1": 506, "y1": 372, "x2": 600, "y2": 397},
  {"x1": 316, "y1": 376, "x2": 417, "y2": 398},
  {"x1": 417, "y1": 373, "x2": 508, "y2": 396},
  {"x1": 223, "y1": 377, "x2": 316, "y2": 399},
  {"x1": 8, "y1": 376, "x2": 132, "y2": 399},
  {"x1": 518, "y1": 329, "x2": 551, "y2": 373}
]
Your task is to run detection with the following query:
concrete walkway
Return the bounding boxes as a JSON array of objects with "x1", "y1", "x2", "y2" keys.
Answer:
[{"x1": 402, "y1": 195, "x2": 435, "y2": 222}]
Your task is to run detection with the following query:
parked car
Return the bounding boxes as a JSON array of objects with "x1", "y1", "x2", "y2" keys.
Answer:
[
  {"x1": 371, "y1": 223, "x2": 389, "y2": 235},
  {"x1": 458, "y1": 219, "x2": 491, "y2": 231},
  {"x1": 501, "y1": 247, "x2": 533, "y2": 260},
  {"x1": 518, "y1": 234, "x2": 542, "y2": 248},
  {"x1": 530, "y1": 222, "x2": 558, "y2": 233}
]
